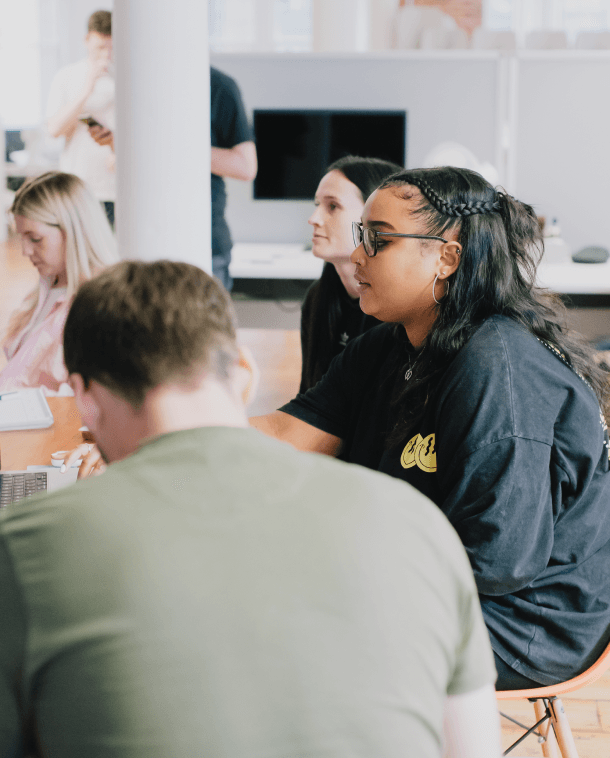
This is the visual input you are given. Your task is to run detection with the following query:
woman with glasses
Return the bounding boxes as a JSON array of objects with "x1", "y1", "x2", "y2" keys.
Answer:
[
  {"x1": 301, "y1": 155, "x2": 402, "y2": 392},
  {"x1": 252, "y1": 166, "x2": 610, "y2": 690}
]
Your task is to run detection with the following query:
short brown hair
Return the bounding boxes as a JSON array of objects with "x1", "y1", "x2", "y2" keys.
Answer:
[
  {"x1": 88, "y1": 10, "x2": 111, "y2": 36},
  {"x1": 64, "y1": 261, "x2": 238, "y2": 407}
]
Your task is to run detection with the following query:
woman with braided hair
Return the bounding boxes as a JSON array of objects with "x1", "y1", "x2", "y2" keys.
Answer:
[{"x1": 252, "y1": 166, "x2": 610, "y2": 690}]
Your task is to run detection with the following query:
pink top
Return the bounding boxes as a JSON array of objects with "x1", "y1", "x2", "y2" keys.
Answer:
[{"x1": 0, "y1": 278, "x2": 72, "y2": 396}]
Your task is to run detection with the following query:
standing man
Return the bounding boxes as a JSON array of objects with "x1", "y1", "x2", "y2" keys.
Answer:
[
  {"x1": 211, "y1": 66, "x2": 257, "y2": 291},
  {"x1": 0, "y1": 260, "x2": 500, "y2": 758},
  {"x1": 46, "y1": 10, "x2": 115, "y2": 225}
]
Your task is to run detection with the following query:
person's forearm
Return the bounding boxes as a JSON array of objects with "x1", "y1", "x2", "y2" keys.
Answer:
[
  {"x1": 47, "y1": 95, "x2": 89, "y2": 139},
  {"x1": 211, "y1": 142, "x2": 257, "y2": 182},
  {"x1": 250, "y1": 411, "x2": 287, "y2": 440},
  {"x1": 250, "y1": 411, "x2": 342, "y2": 457}
]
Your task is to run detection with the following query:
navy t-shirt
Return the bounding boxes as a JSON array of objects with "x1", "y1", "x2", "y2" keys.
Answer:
[
  {"x1": 210, "y1": 67, "x2": 253, "y2": 256},
  {"x1": 281, "y1": 316, "x2": 610, "y2": 685}
]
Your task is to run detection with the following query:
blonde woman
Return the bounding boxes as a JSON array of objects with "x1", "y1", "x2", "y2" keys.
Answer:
[{"x1": 2, "y1": 171, "x2": 118, "y2": 394}]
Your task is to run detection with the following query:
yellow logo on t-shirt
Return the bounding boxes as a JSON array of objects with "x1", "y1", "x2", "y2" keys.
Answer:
[
  {"x1": 401, "y1": 433, "x2": 437, "y2": 473},
  {"x1": 400, "y1": 434, "x2": 422, "y2": 469}
]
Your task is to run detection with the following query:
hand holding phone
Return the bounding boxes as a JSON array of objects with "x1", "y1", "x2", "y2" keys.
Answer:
[{"x1": 79, "y1": 116, "x2": 102, "y2": 128}]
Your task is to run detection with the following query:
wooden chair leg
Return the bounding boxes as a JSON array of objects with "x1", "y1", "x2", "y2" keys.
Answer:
[
  {"x1": 533, "y1": 700, "x2": 560, "y2": 758},
  {"x1": 548, "y1": 698, "x2": 579, "y2": 758}
]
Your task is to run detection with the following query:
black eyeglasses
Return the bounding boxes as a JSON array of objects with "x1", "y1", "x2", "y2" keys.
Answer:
[{"x1": 352, "y1": 221, "x2": 448, "y2": 258}]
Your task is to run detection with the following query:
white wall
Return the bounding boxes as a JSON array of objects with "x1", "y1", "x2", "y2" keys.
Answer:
[
  {"x1": 211, "y1": 51, "x2": 502, "y2": 245},
  {"x1": 213, "y1": 49, "x2": 610, "y2": 254},
  {"x1": 513, "y1": 51, "x2": 610, "y2": 253}
]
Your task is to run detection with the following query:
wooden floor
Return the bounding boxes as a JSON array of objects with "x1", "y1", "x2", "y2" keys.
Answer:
[{"x1": 1, "y1": 235, "x2": 610, "y2": 756}]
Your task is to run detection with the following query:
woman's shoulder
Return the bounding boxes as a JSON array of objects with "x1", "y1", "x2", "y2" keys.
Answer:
[
  {"x1": 459, "y1": 315, "x2": 546, "y2": 364},
  {"x1": 444, "y1": 315, "x2": 597, "y2": 413}
]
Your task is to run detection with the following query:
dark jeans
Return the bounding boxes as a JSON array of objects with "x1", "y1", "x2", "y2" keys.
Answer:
[{"x1": 494, "y1": 653, "x2": 544, "y2": 690}]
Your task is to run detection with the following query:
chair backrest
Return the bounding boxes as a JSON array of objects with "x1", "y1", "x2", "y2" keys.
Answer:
[
  {"x1": 497, "y1": 633, "x2": 610, "y2": 701},
  {"x1": 525, "y1": 30, "x2": 568, "y2": 50},
  {"x1": 471, "y1": 29, "x2": 516, "y2": 51},
  {"x1": 575, "y1": 31, "x2": 610, "y2": 50}
]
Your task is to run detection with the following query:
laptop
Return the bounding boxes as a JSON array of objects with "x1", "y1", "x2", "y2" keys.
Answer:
[{"x1": 0, "y1": 467, "x2": 79, "y2": 508}]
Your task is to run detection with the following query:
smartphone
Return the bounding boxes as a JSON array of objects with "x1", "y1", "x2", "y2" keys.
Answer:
[{"x1": 79, "y1": 116, "x2": 102, "y2": 128}]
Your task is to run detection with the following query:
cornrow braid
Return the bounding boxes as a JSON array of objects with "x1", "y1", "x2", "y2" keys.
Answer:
[{"x1": 396, "y1": 175, "x2": 501, "y2": 218}]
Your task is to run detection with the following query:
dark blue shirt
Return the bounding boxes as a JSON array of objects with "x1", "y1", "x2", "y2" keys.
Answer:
[
  {"x1": 282, "y1": 316, "x2": 610, "y2": 685},
  {"x1": 210, "y1": 67, "x2": 253, "y2": 257}
]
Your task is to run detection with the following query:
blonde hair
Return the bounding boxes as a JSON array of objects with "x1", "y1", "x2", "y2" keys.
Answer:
[{"x1": 8, "y1": 172, "x2": 119, "y2": 340}]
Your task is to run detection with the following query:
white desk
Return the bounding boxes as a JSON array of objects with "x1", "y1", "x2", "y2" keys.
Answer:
[
  {"x1": 537, "y1": 261, "x2": 610, "y2": 295},
  {"x1": 229, "y1": 243, "x2": 323, "y2": 280},
  {"x1": 229, "y1": 246, "x2": 610, "y2": 295}
]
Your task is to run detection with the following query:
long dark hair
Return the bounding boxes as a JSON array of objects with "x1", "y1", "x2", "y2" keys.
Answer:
[
  {"x1": 381, "y1": 166, "x2": 610, "y2": 443},
  {"x1": 306, "y1": 156, "x2": 403, "y2": 389}
]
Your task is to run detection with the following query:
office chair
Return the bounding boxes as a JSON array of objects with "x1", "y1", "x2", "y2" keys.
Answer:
[{"x1": 497, "y1": 638, "x2": 610, "y2": 757}]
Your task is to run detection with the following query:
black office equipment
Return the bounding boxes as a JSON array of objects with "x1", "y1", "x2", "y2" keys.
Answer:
[{"x1": 253, "y1": 109, "x2": 407, "y2": 200}]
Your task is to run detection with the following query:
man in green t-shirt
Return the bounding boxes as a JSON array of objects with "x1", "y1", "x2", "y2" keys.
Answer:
[{"x1": 0, "y1": 261, "x2": 499, "y2": 758}]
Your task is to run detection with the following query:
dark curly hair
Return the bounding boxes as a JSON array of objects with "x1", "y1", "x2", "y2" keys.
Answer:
[{"x1": 379, "y1": 166, "x2": 609, "y2": 444}]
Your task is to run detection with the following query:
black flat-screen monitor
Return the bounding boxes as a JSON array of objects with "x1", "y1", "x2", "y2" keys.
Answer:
[{"x1": 253, "y1": 109, "x2": 407, "y2": 200}]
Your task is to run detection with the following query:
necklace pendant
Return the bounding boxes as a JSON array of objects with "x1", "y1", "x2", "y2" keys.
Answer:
[{"x1": 405, "y1": 368, "x2": 413, "y2": 381}]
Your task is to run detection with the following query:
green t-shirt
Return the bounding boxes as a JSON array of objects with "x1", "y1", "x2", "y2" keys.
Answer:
[{"x1": 0, "y1": 427, "x2": 495, "y2": 757}]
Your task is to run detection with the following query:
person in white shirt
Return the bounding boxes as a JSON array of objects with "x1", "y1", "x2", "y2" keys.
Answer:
[{"x1": 46, "y1": 10, "x2": 115, "y2": 225}]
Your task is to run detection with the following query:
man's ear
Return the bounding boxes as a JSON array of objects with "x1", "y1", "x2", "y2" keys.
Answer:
[
  {"x1": 68, "y1": 373, "x2": 86, "y2": 400},
  {"x1": 69, "y1": 374, "x2": 99, "y2": 428},
  {"x1": 236, "y1": 345, "x2": 259, "y2": 407}
]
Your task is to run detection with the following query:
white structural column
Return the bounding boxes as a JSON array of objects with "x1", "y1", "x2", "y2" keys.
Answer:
[
  {"x1": 312, "y1": 0, "x2": 370, "y2": 52},
  {"x1": 113, "y1": 0, "x2": 211, "y2": 269}
]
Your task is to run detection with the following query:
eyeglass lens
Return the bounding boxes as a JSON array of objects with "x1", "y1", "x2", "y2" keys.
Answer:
[
  {"x1": 352, "y1": 223, "x2": 375, "y2": 256},
  {"x1": 363, "y1": 227, "x2": 375, "y2": 256}
]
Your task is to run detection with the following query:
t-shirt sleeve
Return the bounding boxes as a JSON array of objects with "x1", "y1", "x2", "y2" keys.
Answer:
[
  {"x1": 213, "y1": 76, "x2": 253, "y2": 148},
  {"x1": 439, "y1": 437, "x2": 555, "y2": 596},
  {"x1": 448, "y1": 570, "x2": 498, "y2": 696},
  {"x1": 281, "y1": 353, "x2": 353, "y2": 439},
  {"x1": 281, "y1": 328, "x2": 384, "y2": 440},
  {"x1": 0, "y1": 531, "x2": 27, "y2": 756},
  {"x1": 418, "y1": 503, "x2": 497, "y2": 696},
  {"x1": 433, "y1": 322, "x2": 558, "y2": 595}
]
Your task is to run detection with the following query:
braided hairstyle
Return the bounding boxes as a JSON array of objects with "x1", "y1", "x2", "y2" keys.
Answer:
[{"x1": 379, "y1": 166, "x2": 609, "y2": 444}]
